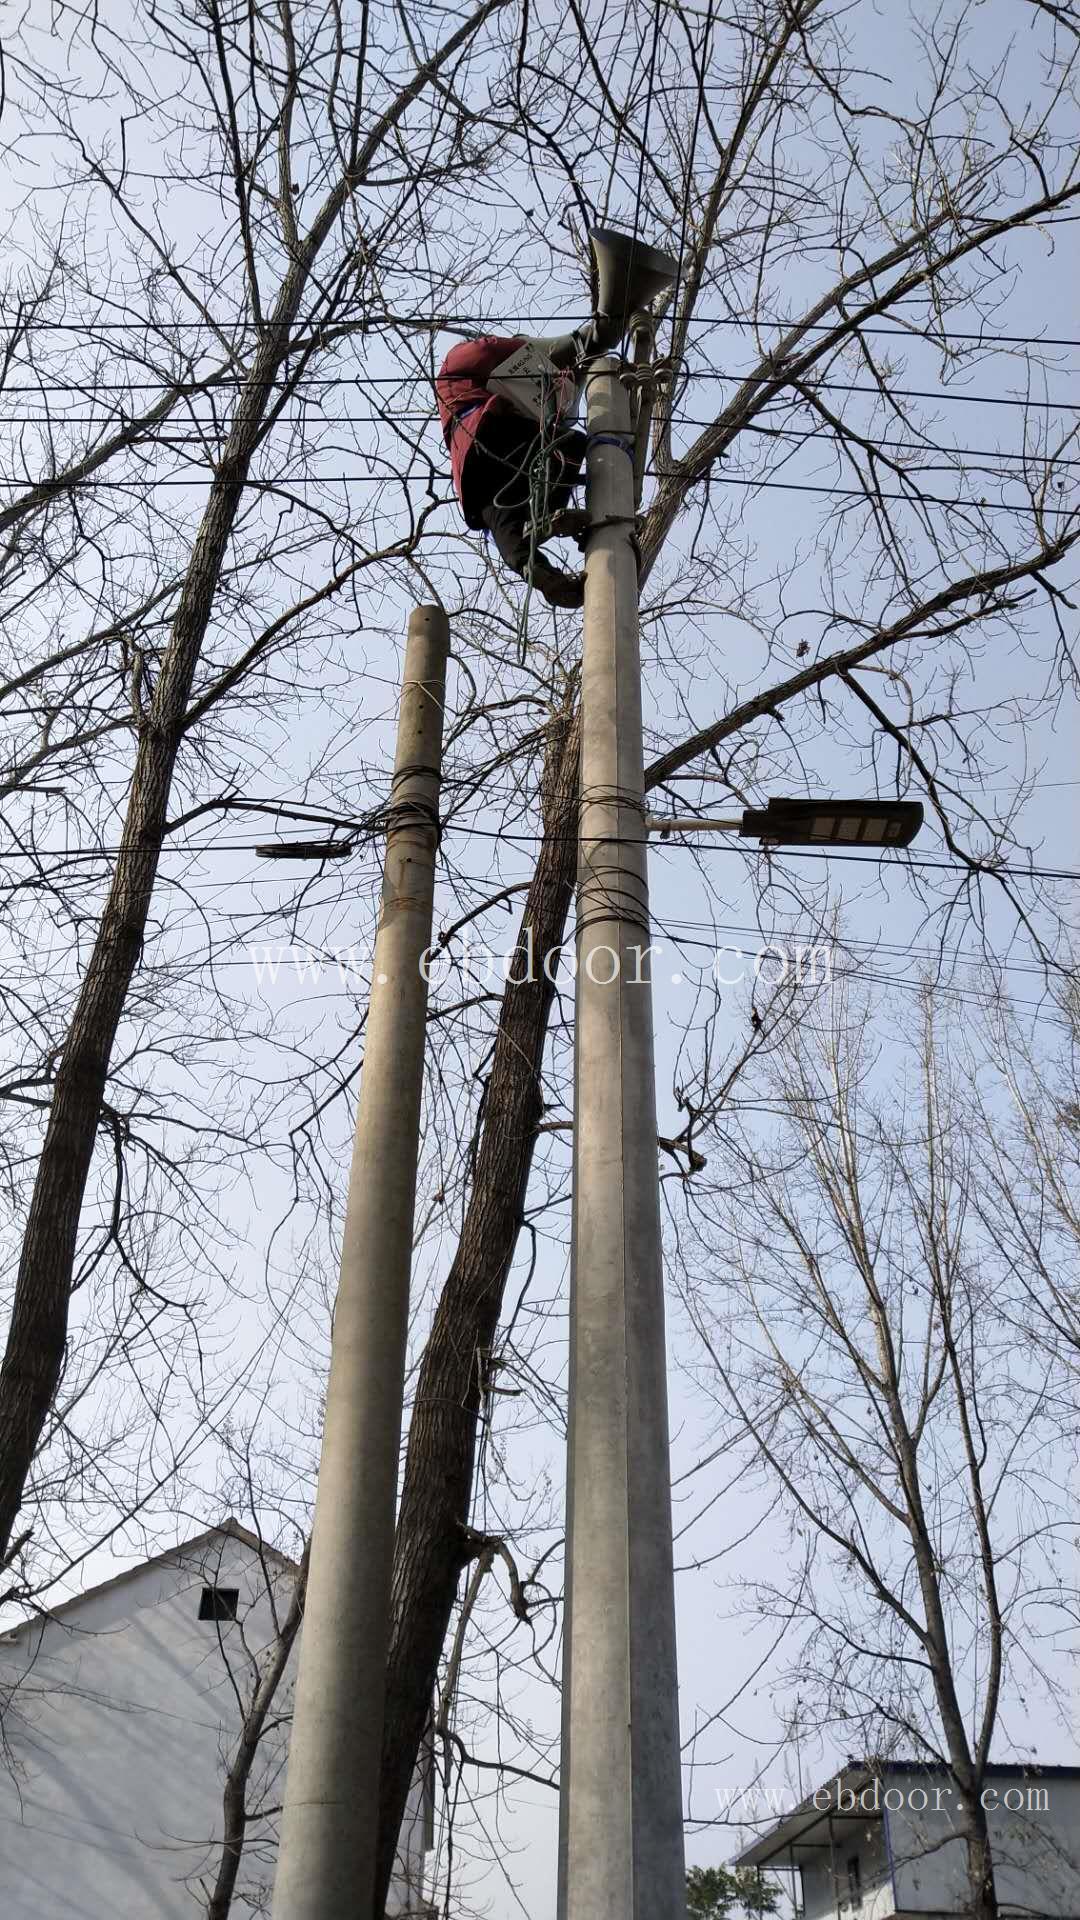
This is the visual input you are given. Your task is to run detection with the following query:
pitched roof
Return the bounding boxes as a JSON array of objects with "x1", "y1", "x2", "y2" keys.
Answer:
[
  {"x1": 0, "y1": 1517, "x2": 300, "y2": 1641},
  {"x1": 735, "y1": 1761, "x2": 1080, "y2": 1869}
]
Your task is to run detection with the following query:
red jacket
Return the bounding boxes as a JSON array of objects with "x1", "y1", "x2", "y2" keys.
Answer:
[{"x1": 435, "y1": 336, "x2": 526, "y2": 510}]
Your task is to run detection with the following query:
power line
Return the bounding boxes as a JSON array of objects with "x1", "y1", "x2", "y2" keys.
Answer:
[
  {"x1": 441, "y1": 829, "x2": 1080, "y2": 882},
  {"x1": 0, "y1": 376, "x2": 1077, "y2": 408},
  {"x1": 4, "y1": 415, "x2": 1076, "y2": 470},
  {"x1": 3, "y1": 313, "x2": 1080, "y2": 349},
  {"x1": 793, "y1": 381, "x2": 1080, "y2": 412},
  {"x1": 0, "y1": 949, "x2": 1062, "y2": 1020},
  {"x1": 0, "y1": 884, "x2": 1058, "y2": 983},
  {"x1": 3, "y1": 832, "x2": 1078, "y2": 884},
  {"x1": 0, "y1": 918, "x2": 1064, "y2": 1021},
  {"x1": 8, "y1": 795, "x2": 1080, "y2": 865},
  {"x1": 0, "y1": 469, "x2": 1068, "y2": 513}
]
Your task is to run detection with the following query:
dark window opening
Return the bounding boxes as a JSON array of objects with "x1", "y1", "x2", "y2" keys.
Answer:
[
  {"x1": 198, "y1": 1585, "x2": 239, "y2": 1622},
  {"x1": 847, "y1": 1856, "x2": 863, "y2": 1910}
]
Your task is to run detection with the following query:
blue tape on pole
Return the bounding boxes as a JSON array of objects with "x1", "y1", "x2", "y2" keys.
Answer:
[{"x1": 587, "y1": 432, "x2": 634, "y2": 457}]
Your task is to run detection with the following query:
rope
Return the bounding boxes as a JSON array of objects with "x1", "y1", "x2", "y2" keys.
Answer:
[
  {"x1": 518, "y1": 369, "x2": 584, "y2": 655},
  {"x1": 520, "y1": 412, "x2": 554, "y2": 659}
]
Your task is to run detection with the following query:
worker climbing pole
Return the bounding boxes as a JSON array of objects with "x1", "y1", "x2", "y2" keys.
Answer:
[{"x1": 435, "y1": 330, "x2": 591, "y2": 607}]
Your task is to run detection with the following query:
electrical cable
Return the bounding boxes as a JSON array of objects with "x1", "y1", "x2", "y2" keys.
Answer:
[
  {"x1": 3, "y1": 416, "x2": 1077, "y2": 486},
  {"x1": 3, "y1": 833, "x2": 1077, "y2": 883},
  {"x1": 0, "y1": 933, "x2": 1055, "y2": 984},
  {"x1": 3, "y1": 412, "x2": 1078, "y2": 473},
  {"x1": 17, "y1": 791, "x2": 1069, "y2": 871},
  {"x1": 0, "y1": 469, "x2": 1068, "y2": 513},
  {"x1": 0, "y1": 377, "x2": 1076, "y2": 406},
  {"x1": 0, "y1": 856, "x2": 1067, "y2": 983},
  {"x1": 4, "y1": 315, "x2": 1080, "y2": 349},
  {"x1": 0, "y1": 953, "x2": 1065, "y2": 1025},
  {"x1": 0, "y1": 921, "x2": 1066, "y2": 1024}
]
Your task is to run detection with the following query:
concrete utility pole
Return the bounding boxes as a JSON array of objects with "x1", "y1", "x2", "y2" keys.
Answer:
[
  {"x1": 557, "y1": 362, "x2": 686, "y2": 1916},
  {"x1": 271, "y1": 605, "x2": 449, "y2": 1920}
]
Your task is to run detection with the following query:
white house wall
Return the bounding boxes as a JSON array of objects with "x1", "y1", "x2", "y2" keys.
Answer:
[
  {"x1": 887, "y1": 1770, "x2": 1080, "y2": 1919},
  {"x1": 0, "y1": 1530, "x2": 430, "y2": 1918},
  {"x1": 797, "y1": 1814, "x2": 896, "y2": 1920}
]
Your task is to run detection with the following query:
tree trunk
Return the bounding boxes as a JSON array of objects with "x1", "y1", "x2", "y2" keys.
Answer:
[
  {"x1": 373, "y1": 706, "x2": 579, "y2": 1913},
  {"x1": 888, "y1": 1413, "x2": 998, "y2": 1920},
  {"x1": 961, "y1": 1804, "x2": 999, "y2": 1920},
  {"x1": 206, "y1": 1543, "x2": 310, "y2": 1920},
  {"x1": 0, "y1": 251, "x2": 319, "y2": 1566}
]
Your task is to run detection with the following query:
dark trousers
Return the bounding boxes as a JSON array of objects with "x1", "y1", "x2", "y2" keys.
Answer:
[{"x1": 463, "y1": 417, "x2": 587, "y2": 578}]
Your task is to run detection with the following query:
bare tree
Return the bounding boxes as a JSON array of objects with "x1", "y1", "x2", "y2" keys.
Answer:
[
  {"x1": 971, "y1": 977, "x2": 1080, "y2": 1368},
  {"x1": 1, "y1": 0, "x2": 1079, "y2": 1912},
  {"x1": 0, "y1": 0, "x2": 517, "y2": 1570},
  {"x1": 679, "y1": 986, "x2": 1078, "y2": 1920}
]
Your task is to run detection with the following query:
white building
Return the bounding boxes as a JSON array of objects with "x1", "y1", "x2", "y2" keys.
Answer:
[
  {"x1": 0, "y1": 1519, "x2": 432, "y2": 1917},
  {"x1": 735, "y1": 1762, "x2": 1080, "y2": 1920}
]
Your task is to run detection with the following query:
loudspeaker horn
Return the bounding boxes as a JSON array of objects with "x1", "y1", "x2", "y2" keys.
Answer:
[{"x1": 588, "y1": 225, "x2": 678, "y2": 349}]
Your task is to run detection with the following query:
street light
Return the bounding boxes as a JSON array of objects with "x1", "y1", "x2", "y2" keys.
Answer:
[{"x1": 646, "y1": 797, "x2": 924, "y2": 849}]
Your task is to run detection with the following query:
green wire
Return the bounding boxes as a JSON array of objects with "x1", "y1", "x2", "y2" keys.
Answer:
[{"x1": 518, "y1": 370, "x2": 562, "y2": 661}]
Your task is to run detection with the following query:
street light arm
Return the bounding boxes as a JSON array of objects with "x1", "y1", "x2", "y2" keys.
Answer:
[{"x1": 645, "y1": 815, "x2": 744, "y2": 835}]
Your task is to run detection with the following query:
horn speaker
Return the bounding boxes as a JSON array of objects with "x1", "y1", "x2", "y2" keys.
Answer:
[{"x1": 588, "y1": 225, "x2": 678, "y2": 349}]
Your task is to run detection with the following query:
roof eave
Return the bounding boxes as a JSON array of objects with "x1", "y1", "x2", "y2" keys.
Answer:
[{"x1": 0, "y1": 1517, "x2": 300, "y2": 1641}]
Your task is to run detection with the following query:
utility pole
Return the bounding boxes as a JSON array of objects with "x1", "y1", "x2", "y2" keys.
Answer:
[
  {"x1": 557, "y1": 361, "x2": 686, "y2": 1916},
  {"x1": 271, "y1": 605, "x2": 449, "y2": 1920}
]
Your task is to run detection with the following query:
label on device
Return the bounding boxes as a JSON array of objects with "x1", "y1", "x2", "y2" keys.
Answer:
[{"x1": 487, "y1": 344, "x2": 576, "y2": 426}]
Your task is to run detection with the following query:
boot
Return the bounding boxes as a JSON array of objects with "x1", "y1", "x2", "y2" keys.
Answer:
[
  {"x1": 528, "y1": 556, "x2": 585, "y2": 609},
  {"x1": 547, "y1": 507, "x2": 591, "y2": 541}
]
